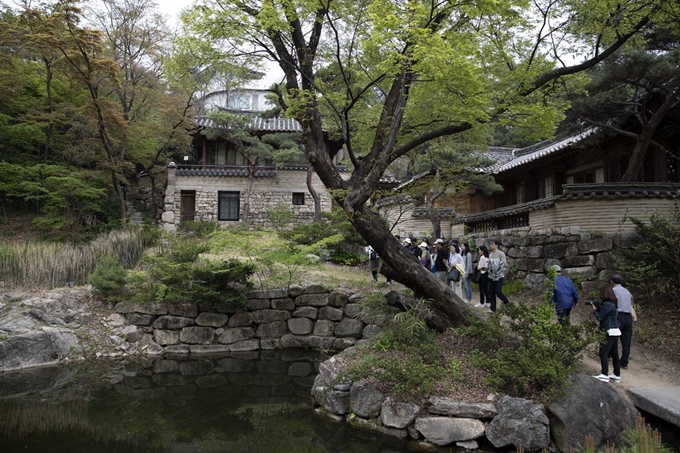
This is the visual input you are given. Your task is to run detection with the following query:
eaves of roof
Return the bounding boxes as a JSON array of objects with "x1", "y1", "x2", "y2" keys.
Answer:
[
  {"x1": 196, "y1": 115, "x2": 302, "y2": 133},
  {"x1": 452, "y1": 182, "x2": 680, "y2": 224},
  {"x1": 451, "y1": 197, "x2": 556, "y2": 224},
  {"x1": 176, "y1": 168, "x2": 276, "y2": 177},
  {"x1": 485, "y1": 128, "x2": 598, "y2": 174}
]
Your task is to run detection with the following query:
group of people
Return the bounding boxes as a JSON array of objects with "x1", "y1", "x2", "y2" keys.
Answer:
[
  {"x1": 367, "y1": 237, "x2": 512, "y2": 314},
  {"x1": 549, "y1": 266, "x2": 634, "y2": 383},
  {"x1": 368, "y1": 238, "x2": 636, "y2": 384}
]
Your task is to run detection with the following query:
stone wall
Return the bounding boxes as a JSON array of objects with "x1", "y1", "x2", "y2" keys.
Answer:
[
  {"x1": 312, "y1": 357, "x2": 638, "y2": 452},
  {"x1": 115, "y1": 285, "x2": 378, "y2": 356},
  {"x1": 464, "y1": 227, "x2": 635, "y2": 292}
]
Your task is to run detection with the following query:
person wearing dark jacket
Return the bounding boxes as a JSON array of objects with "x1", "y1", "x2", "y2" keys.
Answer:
[
  {"x1": 550, "y1": 265, "x2": 579, "y2": 325},
  {"x1": 592, "y1": 284, "x2": 622, "y2": 383},
  {"x1": 432, "y1": 239, "x2": 449, "y2": 283}
]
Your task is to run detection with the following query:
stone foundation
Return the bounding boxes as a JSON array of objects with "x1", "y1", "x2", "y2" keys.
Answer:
[
  {"x1": 115, "y1": 285, "x2": 377, "y2": 355},
  {"x1": 464, "y1": 227, "x2": 635, "y2": 291}
]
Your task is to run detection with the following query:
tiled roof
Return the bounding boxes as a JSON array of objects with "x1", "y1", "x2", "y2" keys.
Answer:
[
  {"x1": 196, "y1": 115, "x2": 302, "y2": 132},
  {"x1": 176, "y1": 167, "x2": 276, "y2": 177},
  {"x1": 561, "y1": 183, "x2": 680, "y2": 199},
  {"x1": 484, "y1": 128, "x2": 598, "y2": 174},
  {"x1": 451, "y1": 197, "x2": 556, "y2": 224}
]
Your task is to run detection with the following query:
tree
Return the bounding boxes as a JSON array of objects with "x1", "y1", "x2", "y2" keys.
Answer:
[
  {"x1": 405, "y1": 138, "x2": 502, "y2": 238},
  {"x1": 567, "y1": 36, "x2": 680, "y2": 181},
  {"x1": 180, "y1": 0, "x2": 668, "y2": 327}
]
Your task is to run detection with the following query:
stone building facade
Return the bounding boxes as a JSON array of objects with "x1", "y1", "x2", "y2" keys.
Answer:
[{"x1": 162, "y1": 164, "x2": 333, "y2": 232}]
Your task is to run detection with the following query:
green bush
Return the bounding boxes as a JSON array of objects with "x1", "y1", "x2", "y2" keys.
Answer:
[
  {"x1": 266, "y1": 203, "x2": 295, "y2": 230},
  {"x1": 128, "y1": 235, "x2": 255, "y2": 308},
  {"x1": 328, "y1": 248, "x2": 361, "y2": 266},
  {"x1": 618, "y1": 202, "x2": 680, "y2": 299},
  {"x1": 340, "y1": 298, "x2": 454, "y2": 397},
  {"x1": 177, "y1": 220, "x2": 220, "y2": 237},
  {"x1": 278, "y1": 220, "x2": 333, "y2": 245},
  {"x1": 89, "y1": 256, "x2": 127, "y2": 298},
  {"x1": 464, "y1": 300, "x2": 599, "y2": 400}
]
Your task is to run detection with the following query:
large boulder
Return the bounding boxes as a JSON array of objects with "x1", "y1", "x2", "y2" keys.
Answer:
[
  {"x1": 428, "y1": 397, "x2": 497, "y2": 418},
  {"x1": 486, "y1": 396, "x2": 550, "y2": 451},
  {"x1": 381, "y1": 398, "x2": 421, "y2": 429},
  {"x1": 349, "y1": 382, "x2": 384, "y2": 419},
  {"x1": 0, "y1": 327, "x2": 80, "y2": 372},
  {"x1": 548, "y1": 372, "x2": 637, "y2": 452},
  {"x1": 414, "y1": 416, "x2": 485, "y2": 445}
]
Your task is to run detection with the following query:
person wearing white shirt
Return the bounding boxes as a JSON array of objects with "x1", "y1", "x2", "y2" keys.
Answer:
[
  {"x1": 611, "y1": 274, "x2": 634, "y2": 369},
  {"x1": 447, "y1": 243, "x2": 465, "y2": 299}
]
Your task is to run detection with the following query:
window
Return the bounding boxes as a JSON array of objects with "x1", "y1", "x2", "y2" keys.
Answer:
[
  {"x1": 535, "y1": 180, "x2": 545, "y2": 199},
  {"x1": 209, "y1": 142, "x2": 244, "y2": 166},
  {"x1": 516, "y1": 182, "x2": 524, "y2": 204},
  {"x1": 544, "y1": 176, "x2": 553, "y2": 198},
  {"x1": 228, "y1": 93, "x2": 251, "y2": 110},
  {"x1": 292, "y1": 192, "x2": 305, "y2": 205},
  {"x1": 218, "y1": 191, "x2": 240, "y2": 220}
]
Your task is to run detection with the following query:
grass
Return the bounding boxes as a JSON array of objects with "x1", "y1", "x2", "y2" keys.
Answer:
[{"x1": 0, "y1": 228, "x2": 147, "y2": 290}]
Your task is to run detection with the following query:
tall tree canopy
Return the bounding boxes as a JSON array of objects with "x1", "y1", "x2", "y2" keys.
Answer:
[{"x1": 179, "y1": 0, "x2": 676, "y2": 325}]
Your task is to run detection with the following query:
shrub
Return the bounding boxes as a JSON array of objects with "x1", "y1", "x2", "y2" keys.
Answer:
[
  {"x1": 618, "y1": 202, "x2": 680, "y2": 299},
  {"x1": 129, "y1": 234, "x2": 255, "y2": 308},
  {"x1": 278, "y1": 220, "x2": 333, "y2": 245},
  {"x1": 619, "y1": 413, "x2": 674, "y2": 453},
  {"x1": 89, "y1": 256, "x2": 127, "y2": 298},
  {"x1": 340, "y1": 297, "x2": 453, "y2": 397},
  {"x1": 177, "y1": 220, "x2": 220, "y2": 237},
  {"x1": 266, "y1": 203, "x2": 295, "y2": 230},
  {"x1": 328, "y1": 248, "x2": 361, "y2": 266},
  {"x1": 465, "y1": 299, "x2": 599, "y2": 400}
]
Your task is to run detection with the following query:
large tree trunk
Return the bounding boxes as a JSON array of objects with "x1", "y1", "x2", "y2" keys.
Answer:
[
  {"x1": 350, "y1": 204, "x2": 477, "y2": 328},
  {"x1": 621, "y1": 94, "x2": 679, "y2": 182},
  {"x1": 307, "y1": 164, "x2": 322, "y2": 221}
]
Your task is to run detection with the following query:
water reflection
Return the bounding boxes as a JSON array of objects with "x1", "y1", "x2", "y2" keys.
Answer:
[{"x1": 0, "y1": 351, "x2": 416, "y2": 453}]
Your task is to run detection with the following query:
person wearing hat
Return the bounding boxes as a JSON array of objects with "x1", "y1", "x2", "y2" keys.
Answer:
[
  {"x1": 418, "y1": 242, "x2": 431, "y2": 269},
  {"x1": 551, "y1": 264, "x2": 579, "y2": 325}
]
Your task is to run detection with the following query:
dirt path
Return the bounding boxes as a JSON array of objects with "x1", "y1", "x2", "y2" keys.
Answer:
[{"x1": 578, "y1": 342, "x2": 679, "y2": 388}]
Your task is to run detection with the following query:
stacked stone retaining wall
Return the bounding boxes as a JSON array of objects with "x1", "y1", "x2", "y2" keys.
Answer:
[
  {"x1": 465, "y1": 227, "x2": 636, "y2": 292},
  {"x1": 115, "y1": 285, "x2": 377, "y2": 356}
]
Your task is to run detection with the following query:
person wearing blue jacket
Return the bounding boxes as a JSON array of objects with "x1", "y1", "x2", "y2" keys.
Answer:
[{"x1": 550, "y1": 265, "x2": 579, "y2": 325}]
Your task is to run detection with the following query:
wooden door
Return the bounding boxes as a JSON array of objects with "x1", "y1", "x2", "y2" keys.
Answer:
[{"x1": 180, "y1": 191, "x2": 196, "y2": 221}]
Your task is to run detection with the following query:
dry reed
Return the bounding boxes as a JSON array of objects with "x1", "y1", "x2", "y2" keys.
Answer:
[{"x1": 0, "y1": 228, "x2": 146, "y2": 290}]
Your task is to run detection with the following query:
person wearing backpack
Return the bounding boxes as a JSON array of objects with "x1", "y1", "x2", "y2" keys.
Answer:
[{"x1": 488, "y1": 239, "x2": 510, "y2": 313}]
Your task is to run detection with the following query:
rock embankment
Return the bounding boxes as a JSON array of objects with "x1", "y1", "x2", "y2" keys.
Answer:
[
  {"x1": 0, "y1": 284, "x2": 380, "y2": 372},
  {"x1": 312, "y1": 352, "x2": 638, "y2": 452}
]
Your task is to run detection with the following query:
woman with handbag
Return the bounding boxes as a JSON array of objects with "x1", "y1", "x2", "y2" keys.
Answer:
[
  {"x1": 460, "y1": 243, "x2": 474, "y2": 304},
  {"x1": 447, "y1": 243, "x2": 465, "y2": 299},
  {"x1": 592, "y1": 284, "x2": 622, "y2": 383},
  {"x1": 474, "y1": 245, "x2": 491, "y2": 309}
]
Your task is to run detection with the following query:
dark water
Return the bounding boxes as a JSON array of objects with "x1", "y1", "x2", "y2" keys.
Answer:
[
  {"x1": 2, "y1": 353, "x2": 678, "y2": 453},
  {"x1": 0, "y1": 350, "x2": 423, "y2": 453}
]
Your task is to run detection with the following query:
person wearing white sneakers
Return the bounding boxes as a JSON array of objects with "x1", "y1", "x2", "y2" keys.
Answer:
[{"x1": 592, "y1": 284, "x2": 622, "y2": 383}]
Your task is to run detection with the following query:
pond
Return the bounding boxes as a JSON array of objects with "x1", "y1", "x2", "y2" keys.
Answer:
[
  {"x1": 2, "y1": 352, "x2": 678, "y2": 453},
  {"x1": 0, "y1": 350, "x2": 426, "y2": 453}
]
